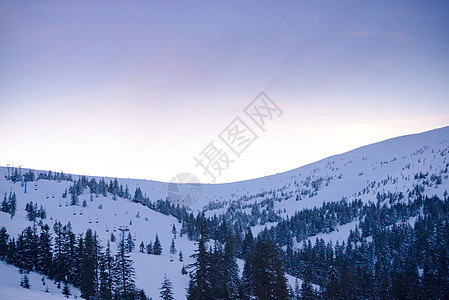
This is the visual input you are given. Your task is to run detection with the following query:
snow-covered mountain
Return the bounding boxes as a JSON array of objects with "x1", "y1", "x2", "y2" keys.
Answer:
[
  {"x1": 1, "y1": 126, "x2": 448, "y2": 299},
  {"x1": 194, "y1": 126, "x2": 449, "y2": 240}
]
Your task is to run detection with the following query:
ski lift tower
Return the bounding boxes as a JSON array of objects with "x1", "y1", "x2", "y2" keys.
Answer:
[
  {"x1": 24, "y1": 174, "x2": 27, "y2": 193},
  {"x1": 118, "y1": 226, "x2": 129, "y2": 255}
]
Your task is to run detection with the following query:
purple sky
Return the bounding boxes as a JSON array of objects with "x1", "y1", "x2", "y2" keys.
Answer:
[{"x1": 1, "y1": 1, "x2": 448, "y2": 183}]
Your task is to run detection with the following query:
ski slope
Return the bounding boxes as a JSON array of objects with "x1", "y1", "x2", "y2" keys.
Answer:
[
  {"x1": 1, "y1": 126, "x2": 448, "y2": 298},
  {"x1": 0, "y1": 175, "x2": 195, "y2": 299},
  {"x1": 0, "y1": 261, "x2": 80, "y2": 299}
]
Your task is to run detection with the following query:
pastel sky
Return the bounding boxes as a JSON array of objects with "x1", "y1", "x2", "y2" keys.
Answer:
[{"x1": 1, "y1": 0, "x2": 448, "y2": 183}]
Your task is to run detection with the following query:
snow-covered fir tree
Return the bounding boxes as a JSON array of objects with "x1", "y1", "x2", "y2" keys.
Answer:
[{"x1": 160, "y1": 275, "x2": 174, "y2": 300}]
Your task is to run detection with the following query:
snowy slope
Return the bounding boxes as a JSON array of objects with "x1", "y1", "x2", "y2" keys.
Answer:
[
  {"x1": 195, "y1": 126, "x2": 449, "y2": 246},
  {"x1": 0, "y1": 176, "x2": 195, "y2": 299},
  {"x1": 1, "y1": 126, "x2": 448, "y2": 298},
  {"x1": 0, "y1": 261, "x2": 80, "y2": 299}
]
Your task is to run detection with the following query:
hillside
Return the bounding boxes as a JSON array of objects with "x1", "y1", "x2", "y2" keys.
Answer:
[{"x1": 1, "y1": 126, "x2": 448, "y2": 298}]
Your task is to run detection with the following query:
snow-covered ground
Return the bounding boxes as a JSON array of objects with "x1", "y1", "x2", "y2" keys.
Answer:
[
  {"x1": 0, "y1": 261, "x2": 80, "y2": 299},
  {"x1": 0, "y1": 175, "x2": 196, "y2": 299},
  {"x1": 1, "y1": 126, "x2": 448, "y2": 298}
]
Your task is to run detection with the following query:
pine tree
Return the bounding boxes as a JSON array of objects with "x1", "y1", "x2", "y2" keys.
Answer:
[
  {"x1": 70, "y1": 189, "x2": 79, "y2": 206},
  {"x1": 136, "y1": 289, "x2": 148, "y2": 300},
  {"x1": 16, "y1": 226, "x2": 38, "y2": 273},
  {"x1": 182, "y1": 265, "x2": 188, "y2": 275},
  {"x1": 126, "y1": 232, "x2": 135, "y2": 253},
  {"x1": 172, "y1": 224, "x2": 177, "y2": 239},
  {"x1": 1, "y1": 193, "x2": 8, "y2": 212},
  {"x1": 20, "y1": 273, "x2": 30, "y2": 289},
  {"x1": 68, "y1": 224, "x2": 81, "y2": 286},
  {"x1": 241, "y1": 228, "x2": 254, "y2": 259},
  {"x1": 113, "y1": 240, "x2": 136, "y2": 299},
  {"x1": 294, "y1": 278, "x2": 301, "y2": 300},
  {"x1": 300, "y1": 273, "x2": 316, "y2": 300},
  {"x1": 79, "y1": 229, "x2": 101, "y2": 299},
  {"x1": 222, "y1": 236, "x2": 240, "y2": 300},
  {"x1": 36, "y1": 224, "x2": 52, "y2": 275},
  {"x1": 146, "y1": 241, "x2": 153, "y2": 254},
  {"x1": 124, "y1": 185, "x2": 130, "y2": 199},
  {"x1": 139, "y1": 241, "x2": 145, "y2": 253},
  {"x1": 16, "y1": 233, "x2": 26, "y2": 272},
  {"x1": 251, "y1": 238, "x2": 288, "y2": 300},
  {"x1": 133, "y1": 187, "x2": 144, "y2": 203},
  {"x1": 187, "y1": 226, "x2": 213, "y2": 300},
  {"x1": 241, "y1": 228, "x2": 255, "y2": 298},
  {"x1": 242, "y1": 250, "x2": 254, "y2": 297},
  {"x1": 38, "y1": 205, "x2": 46, "y2": 219},
  {"x1": 170, "y1": 239, "x2": 177, "y2": 255},
  {"x1": 209, "y1": 242, "x2": 224, "y2": 299},
  {"x1": 0, "y1": 226, "x2": 9, "y2": 260},
  {"x1": 62, "y1": 281, "x2": 71, "y2": 298},
  {"x1": 52, "y1": 222, "x2": 67, "y2": 283},
  {"x1": 8, "y1": 192, "x2": 16, "y2": 218},
  {"x1": 99, "y1": 241, "x2": 114, "y2": 300},
  {"x1": 6, "y1": 238, "x2": 16, "y2": 265},
  {"x1": 25, "y1": 201, "x2": 37, "y2": 221},
  {"x1": 160, "y1": 275, "x2": 174, "y2": 300},
  {"x1": 153, "y1": 234, "x2": 162, "y2": 255}
]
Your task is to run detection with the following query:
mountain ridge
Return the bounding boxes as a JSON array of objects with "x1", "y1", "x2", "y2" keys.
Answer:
[{"x1": 1, "y1": 125, "x2": 448, "y2": 299}]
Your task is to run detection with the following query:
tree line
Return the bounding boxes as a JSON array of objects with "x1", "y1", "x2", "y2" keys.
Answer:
[{"x1": 0, "y1": 222, "x2": 147, "y2": 300}]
